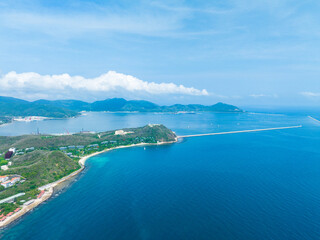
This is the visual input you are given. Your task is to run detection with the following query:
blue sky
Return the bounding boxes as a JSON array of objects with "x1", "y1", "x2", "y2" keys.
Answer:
[{"x1": 0, "y1": 0, "x2": 320, "y2": 106}]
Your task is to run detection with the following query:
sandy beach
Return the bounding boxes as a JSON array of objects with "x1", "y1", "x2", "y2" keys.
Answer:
[{"x1": 0, "y1": 139, "x2": 177, "y2": 228}]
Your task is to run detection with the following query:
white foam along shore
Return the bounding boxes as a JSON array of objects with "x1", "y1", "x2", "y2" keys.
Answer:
[{"x1": 0, "y1": 139, "x2": 177, "y2": 228}]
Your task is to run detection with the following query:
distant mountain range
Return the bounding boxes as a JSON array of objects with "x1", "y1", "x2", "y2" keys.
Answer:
[{"x1": 0, "y1": 96, "x2": 243, "y2": 118}]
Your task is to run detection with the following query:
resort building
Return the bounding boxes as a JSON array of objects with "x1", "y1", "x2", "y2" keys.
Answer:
[
  {"x1": 8, "y1": 148, "x2": 16, "y2": 153},
  {"x1": 115, "y1": 130, "x2": 134, "y2": 135},
  {"x1": 1, "y1": 176, "x2": 21, "y2": 188},
  {"x1": 1, "y1": 181, "x2": 13, "y2": 188},
  {"x1": 88, "y1": 144, "x2": 99, "y2": 148},
  {"x1": 11, "y1": 177, "x2": 20, "y2": 184},
  {"x1": 1, "y1": 165, "x2": 8, "y2": 171},
  {"x1": 6, "y1": 212, "x2": 13, "y2": 217},
  {"x1": 0, "y1": 176, "x2": 8, "y2": 183},
  {"x1": 37, "y1": 190, "x2": 45, "y2": 199},
  {"x1": 23, "y1": 199, "x2": 35, "y2": 206}
]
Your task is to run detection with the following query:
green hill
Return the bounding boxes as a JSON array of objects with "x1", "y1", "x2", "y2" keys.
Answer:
[
  {"x1": 0, "y1": 124, "x2": 177, "y2": 202},
  {"x1": 34, "y1": 97, "x2": 243, "y2": 112},
  {"x1": 0, "y1": 96, "x2": 243, "y2": 121},
  {"x1": 0, "y1": 96, "x2": 79, "y2": 118}
]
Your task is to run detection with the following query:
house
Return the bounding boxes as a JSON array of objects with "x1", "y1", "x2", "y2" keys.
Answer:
[
  {"x1": 0, "y1": 176, "x2": 21, "y2": 188},
  {"x1": 11, "y1": 177, "x2": 20, "y2": 184},
  {"x1": 0, "y1": 176, "x2": 8, "y2": 183},
  {"x1": 1, "y1": 165, "x2": 8, "y2": 171},
  {"x1": 23, "y1": 200, "x2": 34, "y2": 206},
  {"x1": 37, "y1": 190, "x2": 45, "y2": 199},
  {"x1": 76, "y1": 146, "x2": 84, "y2": 149},
  {"x1": 68, "y1": 145, "x2": 75, "y2": 149},
  {"x1": 4, "y1": 151, "x2": 13, "y2": 160},
  {"x1": 8, "y1": 148, "x2": 16, "y2": 153},
  {"x1": 59, "y1": 147, "x2": 67, "y2": 150},
  {"x1": 6, "y1": 212, "x2": 13, "y2": 217},
  {"x1": 88, "y1": 144, "x2": 98, "y2": 148}
]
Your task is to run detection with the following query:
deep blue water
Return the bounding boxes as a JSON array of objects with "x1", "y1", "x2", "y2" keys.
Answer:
[{"x1": 1, "y1": 112, "x2": 320, "y2": 239}]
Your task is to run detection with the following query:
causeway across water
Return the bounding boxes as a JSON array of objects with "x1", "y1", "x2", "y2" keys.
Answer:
[{"x1": 178, "y1": 125, "x2": 302, "y2": 138}]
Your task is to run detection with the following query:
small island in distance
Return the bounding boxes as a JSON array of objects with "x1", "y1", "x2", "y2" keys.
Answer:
[
  {"x1": 0, "y1": 124, "x2": 177, "y2": 226},
  {"x1": 0, "y1": 96, "x2": 243, "y2": 124}
]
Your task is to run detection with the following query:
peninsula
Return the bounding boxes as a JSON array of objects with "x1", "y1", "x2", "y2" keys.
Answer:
[{"x1": 0, "y1": 124, "x2": 177, "y2": 227}]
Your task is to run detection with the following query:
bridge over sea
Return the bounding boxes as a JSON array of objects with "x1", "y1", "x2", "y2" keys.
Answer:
[{"x1": 177, "y1": 125, "x2": 302, "y2": 138}]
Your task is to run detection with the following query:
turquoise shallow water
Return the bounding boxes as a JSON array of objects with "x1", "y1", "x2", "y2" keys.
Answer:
[{"x1": 1, "y1": 112, "x2": 320, "y2": 239}]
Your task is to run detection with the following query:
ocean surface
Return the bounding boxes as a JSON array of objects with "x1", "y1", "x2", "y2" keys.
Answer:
[{"x1": 1, "y1": 111, "x2": 320, "y2": 239}]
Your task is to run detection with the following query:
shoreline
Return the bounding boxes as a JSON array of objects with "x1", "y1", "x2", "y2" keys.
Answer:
[{"x1": 0, "y1": 139, "x2": 177, "y2": 228}]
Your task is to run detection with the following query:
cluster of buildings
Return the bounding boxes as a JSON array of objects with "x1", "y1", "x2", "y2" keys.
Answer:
[
  {"x1": 1, "y1": 146, "x2": 36, "y2": 171},
  {"x1": 115, "y1": 130, "x2": 134, "y2": 135},
  {"x1": 0, "y1": 207, "x2": 20, "y2": 222},
  {"x1": 0, "y1": 175, "x2": 21, "y2": 188}
]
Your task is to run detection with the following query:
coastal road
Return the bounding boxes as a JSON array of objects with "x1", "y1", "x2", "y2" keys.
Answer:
[{"x1": 178, "y1": 125, "x2": 302, "y2": 138}]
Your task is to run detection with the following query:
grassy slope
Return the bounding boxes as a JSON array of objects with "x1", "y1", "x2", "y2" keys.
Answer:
[
  {"x1": 0, "y1": 151, "x2": 80, "y2": 200},
  {"x1": 0, "y1": 125, "x2": 176, "y2": 201}
]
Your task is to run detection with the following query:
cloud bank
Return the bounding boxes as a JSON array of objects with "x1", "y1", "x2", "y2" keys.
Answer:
[
  {"x1": 0, "y1": 71, "x2": 208, "y2": 100},
  {"x1": 300, "y1": 92, "x2": 320, "y2": 97}
]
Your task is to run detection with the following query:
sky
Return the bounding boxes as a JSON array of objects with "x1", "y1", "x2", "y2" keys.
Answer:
[{"x1": 0, "y1": 0, "x2": 320, "y2": 107}]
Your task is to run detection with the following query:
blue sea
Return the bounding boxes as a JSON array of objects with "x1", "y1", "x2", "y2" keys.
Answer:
[{"x1": 1, "y1": 111, "x2": 320, "y2": 239}]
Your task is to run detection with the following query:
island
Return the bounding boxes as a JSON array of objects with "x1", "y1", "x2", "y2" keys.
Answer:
[
  {"x1": 0, "y1": 124, "x2": 177, "y2": 227},
  {"x1": 0, "y1": 96, "x2": 243, "y2": 125}
]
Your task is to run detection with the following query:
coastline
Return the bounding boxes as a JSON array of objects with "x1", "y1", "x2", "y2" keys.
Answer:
[{"x1": 0, "y1": 139, "x2": 177, "y2": 228}]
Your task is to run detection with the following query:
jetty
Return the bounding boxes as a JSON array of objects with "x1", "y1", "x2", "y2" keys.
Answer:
[
  {"x1": 308, "y1": 116, "x2": 320, "y2": 124},
  {"x1": 178, "y1": 125, "x2": 302, "y2": 138}
]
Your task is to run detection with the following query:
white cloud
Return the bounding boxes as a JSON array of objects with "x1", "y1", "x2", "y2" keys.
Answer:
[
  {"x1": 300, "y1": 92, "x2": 320, "y2": 97},
  {"x1": 0, "y1": 10, "x2": 183, "y2": 38},
  {"x1": 0, "y1": 71, "x2": 208, "y2": 100},
  {"x1": 250, "y1": 94, "x2": 278, "y2": 98}
]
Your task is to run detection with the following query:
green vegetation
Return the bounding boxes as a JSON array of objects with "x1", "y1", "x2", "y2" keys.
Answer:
[
  {"x1": 0, "y1": 125, "x2": 176, "y2": 212},
  {"x1": 0, "y1": 203, "x2": 20, "y2": 215},
  {"x1": 0, "y1": 158, "x2": 8, "y2": 167},
  {"x1": 0, "y1": 96, "x2": 242, "y2": 120},
  {"x1": 34, "y1": 98, "x2": 243, "y2": 112},
  {"x1": 0, "y1": 96, "x2": 78, "y2": 118}
]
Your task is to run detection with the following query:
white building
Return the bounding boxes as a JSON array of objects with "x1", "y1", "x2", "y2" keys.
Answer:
[
  {"x1": 0, "y1": 176, "x2": 8, "y2": 183},
  {"x1": 0, "y1": 176, "x2": 21, "y2": 188},
  {"x1": 8, "y1": 148, "x2": 16, "y2": 153},
  {"x1": 11, "y1": 177, "x2": 20, "y2": 184},
  {"x1": 1, "y1": 165, "x2": 8, "y2": 171},
  {"x1": 1, "y1": 181, "x2": 13, "y2": 188},
  {"x1": 115, "y1": 130, "x2": 134, "y2": 135}
]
